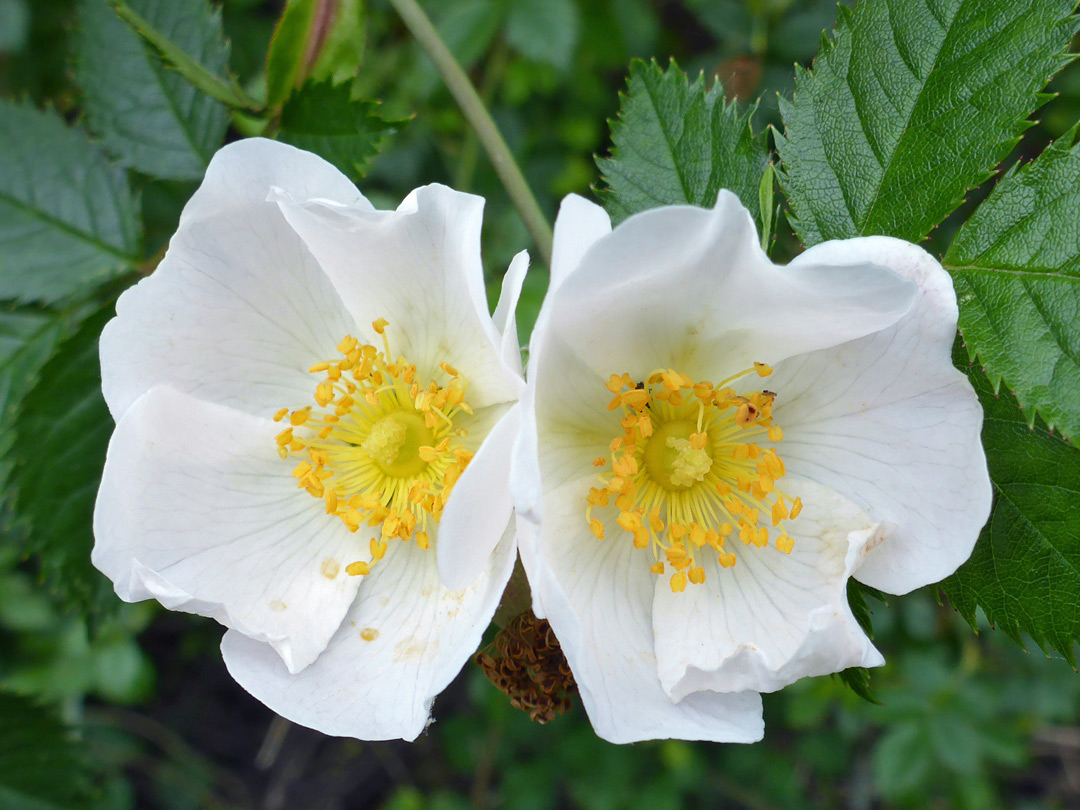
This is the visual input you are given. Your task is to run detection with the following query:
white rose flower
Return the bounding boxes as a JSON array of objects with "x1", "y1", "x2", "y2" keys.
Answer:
[
  {"x1": 93, "y1": 138, "x2": 527, "y2": 741},
  {"x1": 512, "y1": 191, "x2": 992, "y2": 743}
]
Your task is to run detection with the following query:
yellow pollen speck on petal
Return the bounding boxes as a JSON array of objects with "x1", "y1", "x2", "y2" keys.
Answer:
[
  {"x1": 320, "y1": 558, "x2": 340, "y2": 578},
  {"x1": 360, "y1": 627, "x2": 379, "y2": 641},
  {"x1": 588, "y1": 364, "x2": 799, "y2": 588}
]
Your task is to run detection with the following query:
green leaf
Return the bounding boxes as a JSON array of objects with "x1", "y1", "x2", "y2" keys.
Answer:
[
  {"x1": 505, "y1": 0, "x2": 580, "y2": 71},
  {"x1": 836, "y1": 667, "x2": 879, "y2": 705},
  {"x1": 10, "y1": 306, "x2": 118, "y2": 616},
  {"x1": 104, "y1": 0, "x2": 257, "y2": 111},
  {"x1": 847, "y1": 579, "x2": 888, "y2": 640},
  {"x1": 596, "y1": 59, "x2": 768, "y2": 228},
  {"x1": 776, "y1": 0, "x2": 1078, "y2": 246},
  {"x1": 0, "y1": 309, "x2": 86, "y2": 511},
  {"x1": 0, "y1": 102, "x2": 140, "y2": 305},
  {"x1": 0, "y1": 691, "x2": 96, "y2": 810},
  {"x1": 944, "y1": 126, "x2": 1080, "y2": 443},
  {"x1": 277, "y1": 79, "x2": 404, "y2": 181},
  {"x1": 77, "y1": 0, "x2": 231, "y2": 180},
  {"x1": 940, "y1": 348, "x2": 1080, "y2": 665}
]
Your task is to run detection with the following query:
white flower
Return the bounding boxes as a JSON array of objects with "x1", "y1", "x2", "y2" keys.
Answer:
[
  {"x1": 512, "y1": 191, "x2": 992, "y2": 744},
  {"x1": 92, "y1": 139, "x2": 527, "y2": 741}
]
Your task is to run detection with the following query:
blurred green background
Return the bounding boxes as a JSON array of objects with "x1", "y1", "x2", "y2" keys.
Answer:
[{"x1": 1, "y1": 0, "x2": 1079, "y2": 807}]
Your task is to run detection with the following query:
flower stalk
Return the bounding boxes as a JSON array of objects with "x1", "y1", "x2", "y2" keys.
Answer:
[{"x1": 388, "y1": 0, "x2": 554, "y2": 267}]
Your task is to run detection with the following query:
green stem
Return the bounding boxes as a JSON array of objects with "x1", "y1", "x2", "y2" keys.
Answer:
[
  {"x1": 106, "y1": 0, "x2": 262, "y2": 112},
  {"x1": 454, "y1": 37, "x2": 510, "y2": 191},
  {"x1": 388, "y1": 0, "x2": 554, "y2": 267}
]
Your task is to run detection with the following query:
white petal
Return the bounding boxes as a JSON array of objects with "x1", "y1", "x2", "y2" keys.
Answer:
[
  {"x1": 178, "y1": 138, "x2": 370, "y2": 227},
  {"x1": 525, "y1": 477, "x2": 764, "y2": 743},
  {"x1": 274, "y1": 184, "x2": 522, "y2": 409},
  {"x1": 492, "y1": 250, "x2": 530, "y2": 376},
  {"x1": 652, "y1": 479, "x2": 884, "y2": 699},
  {"x1": 549, "y1": 194, "x2": 612, "y2": 292},
  {"x1": 545, "y1": 191, "x2": 917, "y2": 383},
  {"x1": 100, "y1": 144, "x2": 359, "y2": 421},
  {"x1": 93, "y1": 386, "x2": 366, "y2": 673},
  {"x1": 222, "y1": 520, "x2": 517, "y2": 741},
  {"x1": 771, "y1": 237, "x2": 991, "y2": 594},
  {"x1": 438, "y1": 405, "x2": 519, "y2": 590}
]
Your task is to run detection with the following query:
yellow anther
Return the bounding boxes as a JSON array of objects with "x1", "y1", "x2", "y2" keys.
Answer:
[
  {"x1": 290, "y1": 410, "x2": 309, "y2": 426},
  {"x1": 273, "y1": 407, "x2": 289, "y2": 422},
  {"x1": 324, "y1": 489, "x2": 338, "y2": 514},
  {"x1": 416, "y1": 531, "x2": 430, "y2": 550},
  {"x1": 588, "y1": 363, "x2": 799, "y2": 586},
  {"x1": 589, "y1": 519, "x2": 605, "y2": 540},
  {"x1": 777, "y1": 533, "x2": 794, "y2": 554},
  {"x1": 276, "y1": 428, "x2": 294, "y2": 446},
  {"x1": 772, "y1": 497, "x2": 789, "y2": 526},
  {"x1": 308, "y1": 362, "x2": 330, "y2": 373},
  {"x1": 372, "y1": 318, "x2": 388, "y2": 334},
  {"x1": 439, "y1": 361, "x2": 459, "y2": 377},
  {"x1": 670, "y1": 571, "x2": 687, "y2": 593},
  {"x1": 650, "y1": 562, "x2": 665, "y2": 574},
  {"x1": 346, "y1": 561, "x2": 370, "y2": 576},
  {"x1": 789, "y1": 498, "x2": 803, "y2": 519},
  {"x1": 418, "y1": 446, "x2": 438, "y2": 463}
]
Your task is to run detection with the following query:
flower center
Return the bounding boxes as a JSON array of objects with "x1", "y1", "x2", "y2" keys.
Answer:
[
  {"x1": 643, "y1": 419, "x2": 713, "y2": 490},
  {"x1": 274, "y1": 320, "x2": 473, "y2": 576},
  {"x1": 586, "y1": 364, "x2": 803, "y2": 593}
]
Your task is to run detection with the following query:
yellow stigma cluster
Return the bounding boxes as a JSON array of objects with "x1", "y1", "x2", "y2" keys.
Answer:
[
  {"x1": 586, "y1": 363, "x2": 802, "y2": 593},
  {"x1": 274, "y1": 320, "x2": 473, "y2": 576}
]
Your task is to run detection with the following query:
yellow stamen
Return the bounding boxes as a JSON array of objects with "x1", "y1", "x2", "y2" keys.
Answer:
[
  {"x1": 584, "y1": 365, "x2": 803, "y2": 591},
  {"x1": 274, "y1": 321, "x2": 474, "y2": 576}
]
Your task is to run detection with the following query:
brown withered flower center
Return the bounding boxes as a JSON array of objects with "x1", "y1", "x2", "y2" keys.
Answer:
[{"x1": 475, "y1": 611, "x2": 577, "y2": 724}]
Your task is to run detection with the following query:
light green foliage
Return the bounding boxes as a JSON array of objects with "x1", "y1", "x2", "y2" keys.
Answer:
[
  {"x1": 0, "y1": 691, "x2": 96, "y2": 809},
  {"x1": 77, "y1": 0, "x2": 230, "y2": 180},
  {"x1": 945, "y1": 127, "x2": 1080, "y2": 442},
  {"x1": 10, "y1": 307, "x2": 117, "y2": 616},
  {"x1": 0, "y1": 103, "x2": 140, "y2": 305},
  {"x1": 941, "y1": 348, "x2": 1080, "y2": 664},
  {"x1": 505, "y1": 0, "x2": 580, "y2": 71},
  {"x1": 597, "y1": 59, "x2": 768, "y2": 227},
  {"x1": 776, "y1": 0, "x2": 1077, "y2": 246},
  {"x1": 278, "y1": 79, "x2": 405, "y2": 180}
]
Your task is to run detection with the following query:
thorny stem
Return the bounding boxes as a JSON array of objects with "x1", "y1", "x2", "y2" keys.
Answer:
[{"x1": 387, "y1": 0, "x2": 554, "y2": 267}]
